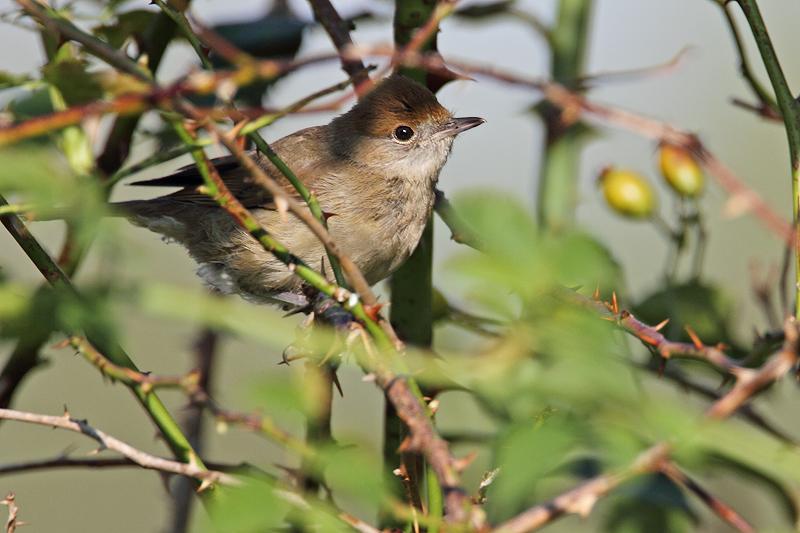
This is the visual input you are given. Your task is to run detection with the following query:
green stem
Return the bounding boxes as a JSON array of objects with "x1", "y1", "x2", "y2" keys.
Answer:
[
  {"x1": 535, "y1": 0, "x2": 593, "y2": 231},
  {"x1": 734, "y1": 0, "x2": 800, "y2": 317},
  {"x1": 152, "y1": 0, "x2": 213, "y2": 70},
  {"x1": 387, "y1": 0, "x2": 441, "y2": 528}
]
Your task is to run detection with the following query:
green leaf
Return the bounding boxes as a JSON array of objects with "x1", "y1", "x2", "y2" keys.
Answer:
[
  {"x1": 486, "y1": 415, "x2": 580, "y2": 520},
  {"x1": 94, "y1": 10, "x2": 157, "y2": 49},
  {"x1": 208, "y1": 478, "x2": 292, "y2": 532},
  {"x1": 0, "y1": 71, "x2": 32, "y2": 90},
  {"x1": 42, "y1": 45, "x2": 103, "y2": 106}
]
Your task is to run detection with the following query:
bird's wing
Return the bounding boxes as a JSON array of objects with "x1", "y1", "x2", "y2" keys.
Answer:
[{"x1": 129, "y1": 126, "x2": 331, "y2": 209}]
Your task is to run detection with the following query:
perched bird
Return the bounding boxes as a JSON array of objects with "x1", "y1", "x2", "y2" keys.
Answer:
[{"x1": 118, "y1": 74, "x2": 484, "y2": 306}]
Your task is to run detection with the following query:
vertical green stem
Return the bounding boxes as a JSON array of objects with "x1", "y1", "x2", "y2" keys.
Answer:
[
  {"x1": 734, "y1": 0, "x2": 800, "y2": 317},
  {"x1": 535, "y1": 0, "x2": 593, "y2": 231},
  {"x1": 386, "y1": 0, "x2": 440, "y2": 528}
]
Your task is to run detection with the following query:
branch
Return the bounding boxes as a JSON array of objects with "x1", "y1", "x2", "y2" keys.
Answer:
[
  {"x1": 0, "y1": 457, "x2": 247, "y2": 476},
  {"x1": 713, "y1": 1, "x2": 778, "y2": 115},
  {"x1": 706, "y1": 319, "x2": 799, "y2": 419},
  {"x1": 0, "y1": 200, "x2": 207, "y2": 472},
  {"x1": 0, "y1": 408, "x2": 236, "y2": 488},
  {"x1": 733, "y1": 0, "x2": 800, "y2": 320},
  {"x1": 308, "y1": 0, "x2": 370, "y2": 94},
  {"x1": 496, "y1": 318, "x2": 800, "y2": 531},
  {"x1": 659, "y1": 461, "x2": 755, "y2": 533},
  {"x1": 493, "y1": 444, "x2": 671, "y2": 533},
  {"x1": 66, "y1": 335, "x2": 315, "y2": 459}
]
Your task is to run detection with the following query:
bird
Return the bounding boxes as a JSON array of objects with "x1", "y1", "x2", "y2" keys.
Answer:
[{"x1": 116, "y1": 74, "x2": 484, "y2": 307}]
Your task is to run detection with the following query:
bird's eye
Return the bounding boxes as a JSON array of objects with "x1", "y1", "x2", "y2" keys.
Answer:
[{"x1": 393, "y1": 125, "x2": 415, "y2": 142}]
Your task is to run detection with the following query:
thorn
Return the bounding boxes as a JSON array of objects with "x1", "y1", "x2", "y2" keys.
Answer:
[
  {"x1": 654, "y1": 318, "x2": 670, "y2": 331},
  {"x1": 398, "y1": 436, "x2": 414, "y2": 453},
  {"x1": 331, "y1": 371, "x2": 344, "y2": 398},
  {"x1": 593, "y1": 285, "x2": 600, "y2": 300},
  {"x1": 275, "y1": 196, "x2": 289, "y2": 220},
  {"x1": 197, "y1": 478, "x2": 214, "y2": 493},
  {"x1": 453, "y1": 451, "x2": 478, "y2": 473},
  {"x1": 62, "y1": 404, "x2": 70, "y2": 419},
  {"x1": 685, "y1": 325, "x2": 704, "y2": 349},
  {"x1": 658, "y1": 357, "x2": 666, "y2": 377},
  {"x1": 363, "y1": 302, "x2": 384, "y2": 322},
  {"x1": 611, "y1": 292, "x2": 619, "y2": 314},
  {"x1": 428, "y1": 398, "x2": 440, "y2": 415},
  {"x1": 52, "y1": 338, "x2": 70, "y2": 349}
]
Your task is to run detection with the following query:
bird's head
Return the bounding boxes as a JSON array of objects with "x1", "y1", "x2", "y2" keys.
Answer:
[{"x1": 330, "y1": 74, "x2": 484, "y2": 182}]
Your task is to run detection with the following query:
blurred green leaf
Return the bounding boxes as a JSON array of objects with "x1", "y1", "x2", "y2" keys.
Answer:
[
  {"x1": 208, "y1": 478, "x2": 292, "y2": 532},
  {"x1": 486, "y1": 414, "x2": 579, "y2": 520},
  {"x1": 94, "y1": 10, "x2": 157, "y2": 49},
  {"x1": 0, "y1": 71, "x2": 33, "y2": 90},
  {"x1": 7, "y1": 87, "x2": 55, "y2": 121},
  {"x1": 42, "y1": 44, "x2": 103, "y2": 106},
  {"x1": 320, "y1": 443, "x2": 384, "y2": 508},
  {"x1": 455, "y1": 1, "x2": 516, "y2": 19}
]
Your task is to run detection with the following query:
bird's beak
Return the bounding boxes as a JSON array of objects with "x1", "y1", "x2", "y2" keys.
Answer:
[{"x1": 434, "y1": 116, "x2": 485, "y2": 139}]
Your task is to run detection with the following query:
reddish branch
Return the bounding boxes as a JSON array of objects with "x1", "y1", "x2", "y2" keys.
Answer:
[
  {"x1": 495, "y1": 318, "x2": 799, "y2": 532},
  {"x1": 660, "y1": 461, "x2": 755, "y2": 533}
]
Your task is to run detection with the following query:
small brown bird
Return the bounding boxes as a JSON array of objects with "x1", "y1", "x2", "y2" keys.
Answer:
[{"x1": 118, "y1": 74, "x2": 483, "y2": 306}]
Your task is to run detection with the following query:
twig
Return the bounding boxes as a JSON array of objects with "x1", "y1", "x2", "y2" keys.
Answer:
[
  {"x1": 0, "y1": 457, "x2": 246, "y2": 476},
  {"x1": 660, "y1": 461, "x2": 755, "y2": 533},
  {"x1": 733, "y1": 0, "x2": 800, "y2": 319},
  {"x1": 497, "y1": 317, "x2": 800, "y2": 531},
  {"x1": 707, "y1": 318, "x2": 799, "y2": 419},
  {"x1": 66, "y1": 335, "x2": 315, "y2": 458},
  {"x1": 0, "y1": 204, "x2": 204, "y2": 467},
  {"x1": 713, "y1": 1, "x2": 778, "y2": 115},
  {"x1": 171, "y1": 327, "x2": 219, "y2": 533},
  {"x1": 493, "y1": 444, "x2": 671, "y2": 533},
  {"x1": 637, "y1": 362, "x2": 796, "y2": 445},
  {"x1": 308, "y1": 0, "x2": 370, "y2": 94},
  {"x1": 0, "y1": 408, "x2": 237, "y2": 488},
  {"x1": 1, "y1": 493, "x2": 21, "y2": 533}
]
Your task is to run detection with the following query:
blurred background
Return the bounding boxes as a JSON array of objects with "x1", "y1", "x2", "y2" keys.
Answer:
[{"x1": 2, "y1": 0, "x2": 800, "y2": 531}]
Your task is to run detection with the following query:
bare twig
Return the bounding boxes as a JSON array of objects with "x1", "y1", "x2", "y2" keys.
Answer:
[
  {"x1": 308, "y1": 0, "x2": 371, "y2": 94},
  {"x1": 707, "y1": 319, "x2": 799, "y2": 419},
  {"x1": 0, "y1": 408, "x2": 237, "y2": 488},
  {"x1": 0, "y1": 493, "x2": 21, "y2": 533},
  {"x1": 494, "y1": 444, "x2": 670, "y2": 533},
  {"x1": 171, "y1": 327, "x2": 219, "y2": 533},
  {"x1": 660, "y1": 461, "x2": 755, "y2": 533}
]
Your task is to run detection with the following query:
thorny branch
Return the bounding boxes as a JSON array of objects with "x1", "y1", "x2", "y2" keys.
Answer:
[
  {"x1": 660, "y1": 461, "x2": 755, "y2": 533},
  {"x1": 0, "y1": 408, "x2": 237, "y2": 488},
  {"x1": 494, "y1": 317, "x2": 799, "y2": 532}
]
